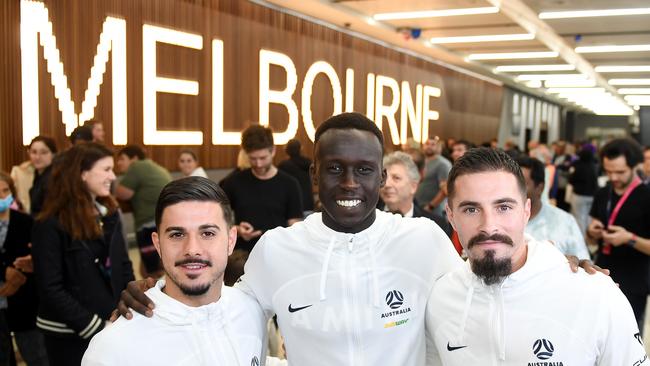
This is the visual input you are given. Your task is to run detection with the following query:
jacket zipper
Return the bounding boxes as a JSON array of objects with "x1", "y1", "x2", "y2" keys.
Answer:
[{"x1": 346, "y1": 236, "x2": 364, "y2": 365}]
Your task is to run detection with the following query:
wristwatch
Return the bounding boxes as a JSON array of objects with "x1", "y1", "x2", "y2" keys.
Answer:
[{"x1": 628, "y1": 234, "x2": 637, "y2": 248}]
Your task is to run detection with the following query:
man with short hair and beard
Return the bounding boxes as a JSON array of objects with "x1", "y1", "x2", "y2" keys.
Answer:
[
  {"x1": 221, "y1": 125, "x2": 303, "y2": 252},
  {"x1": 588, "y1": 138, "x2": 650, "y2": 333},
  {"x1": 425, "y1": 148, "x2": 646, "y2": 365},
  {"x1": 82, "y1": 177, "x2": 271, "y2": 366}
]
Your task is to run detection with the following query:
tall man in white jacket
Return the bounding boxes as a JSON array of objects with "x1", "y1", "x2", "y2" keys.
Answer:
[
  {"x1": 425, "y1": 148, "x2": 647, "y2": 365},
  {"x1": 82, "y1": 177, "x2": 272, "y2": 365}
]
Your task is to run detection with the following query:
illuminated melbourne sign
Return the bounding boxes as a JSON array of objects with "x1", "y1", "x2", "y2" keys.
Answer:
[{"x1": 20, "y1": 0, "x2": 441, "y2": 146}]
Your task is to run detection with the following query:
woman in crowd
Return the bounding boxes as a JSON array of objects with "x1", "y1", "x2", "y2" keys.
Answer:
[
  {"x1": 28, "y1": 136, "x2": 57, "y2": 216},
  {"x1": 177, "y1": 149, "x2": 207, "y2": 178},
  {"x1": 0, "y1": 172, "x2": 48, "y2": 366},
  {"x1": 32, "y1": 143, "x2": 134, "y2": 365}
]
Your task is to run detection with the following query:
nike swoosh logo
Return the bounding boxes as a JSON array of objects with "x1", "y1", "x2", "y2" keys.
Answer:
[
  {"x1": 447, "y1": 342, "x2": 467, "y2": 351},
  {"x1": 288, "y1": 304, "x2": 313, "y2": 313}
]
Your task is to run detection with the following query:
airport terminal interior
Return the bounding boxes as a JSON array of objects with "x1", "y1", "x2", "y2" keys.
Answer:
[{"x1": 1, "y1": 0, "x2": 650, "y2": 364}]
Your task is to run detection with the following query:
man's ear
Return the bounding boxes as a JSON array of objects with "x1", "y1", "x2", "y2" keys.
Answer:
[
  {"x1": 152, "y1": 231, "x2": 162, "y2": 258},
  {"x1": 445, "y1": 203, "x2": 457, "y2": 231},
  {"x1": 310, "y1": 163, "x2": 318, "y2": 187},
  {"x1": 270, "y1": 146, "x2": 276, "y2": 158},
  {"x1": 380, "y1": 168, "x2": 387, "y2": 188},
  {"x1": 227, "y1": 226, "x2": 237, "y2": 255}
]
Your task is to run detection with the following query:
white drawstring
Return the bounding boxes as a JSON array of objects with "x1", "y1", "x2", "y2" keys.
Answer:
[
  {"x1": 497, "y1": 284, "x2": 506, "y2": 360},
  {"x1": 368, "y1": 243, "x2": 380, "y2": 308},
  {"x1": 320, "y1": 237, "x2": 337, "y2": 301},
  {"x1": 457, "y1": 282, "x2": 475, "y2": 344},
  {"x1": 220, "y1": 306, "x2": 244, "y2": 366}
]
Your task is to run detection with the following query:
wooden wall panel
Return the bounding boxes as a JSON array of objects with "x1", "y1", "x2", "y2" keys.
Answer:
[{"x1": 0, "y1": 0, "x2": 502, "y2": 172}]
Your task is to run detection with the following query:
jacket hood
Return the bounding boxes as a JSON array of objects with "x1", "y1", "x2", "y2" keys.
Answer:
[
  {"x1": 454, "y1": 237, "x2": 568, "y2": 360},
  {"x1": 148, "y1": 279, "x2": 226, "y2": 327}
]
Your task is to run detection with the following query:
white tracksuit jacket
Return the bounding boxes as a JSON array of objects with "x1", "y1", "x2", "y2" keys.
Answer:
[
  {"x1": 426, "y1": 238, "x2": 648, "y2": 366},
  {"x1": 82, "y1": 280, "x2": 268, "y2": 366},
  {"x1": 237, "y1": 210, "x2": 463, "y2": 366}
]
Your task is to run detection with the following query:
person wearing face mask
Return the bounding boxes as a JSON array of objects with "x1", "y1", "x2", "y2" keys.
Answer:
[
  {"x1": 0, "y1": 172, "x2": 49, "y2": 366},
  {"x1": 28, "y1": 136, "x2": 58, "y2": 217},
  {"x1": 32, "y1": 143, "x2": 134, "y2": 365}
]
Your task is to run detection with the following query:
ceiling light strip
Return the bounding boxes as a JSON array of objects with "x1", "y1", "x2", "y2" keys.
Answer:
[
  {"x1": 618, "y1": 88, "x2": 650, "y2": 95},
  {"x1": 430, "y1": 33, "x2": 534, "y2": 44},
  {"x1": 609, "y1": 78, "x2": 650, "y2": 85},
  {"x1": 576, "y1": 44, "x2": 650, "y2": 53},
  {"x1": 495, "y1": 64, "x2": 575, "y2": 72},
  {"x1": 374, "y1": 7, "x2": 499, "y2": 21},
  {"x1": 467, "y1": 51, "x2": 558, "y2": 60},
  {"x1": 539, "y1": 8, "x2": 650, "y2": 19},
  {"x1": 595, "y1": 65, "x2": 650, "y2": 72}
]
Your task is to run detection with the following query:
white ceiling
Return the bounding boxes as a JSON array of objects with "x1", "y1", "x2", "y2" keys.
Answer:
[{"x1": 259, "y1": 0, "x2": 650, "y2": 115}]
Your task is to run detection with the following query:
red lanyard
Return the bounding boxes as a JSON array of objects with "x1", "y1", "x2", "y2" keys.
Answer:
[{"x1": 602, "y1": 176, "x2": 641, "y2": 254}]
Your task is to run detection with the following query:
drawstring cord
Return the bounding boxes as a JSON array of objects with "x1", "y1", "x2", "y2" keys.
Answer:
[{"x1": 320, "y1": 237, "x2": 337, "y2": 301}]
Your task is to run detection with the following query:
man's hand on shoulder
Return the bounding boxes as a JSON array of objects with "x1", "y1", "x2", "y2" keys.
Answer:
[{"x1": 111, "y1": 277, "x2": 157, "y2": 321}]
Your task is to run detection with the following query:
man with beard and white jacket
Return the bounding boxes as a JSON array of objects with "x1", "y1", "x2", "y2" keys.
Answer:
[
  {"x1": 82, "y1": 177, "x2": 284, "y2": 366},
  {"x1": 426, "y1": 148, "x2": 647, "y2": 365}
]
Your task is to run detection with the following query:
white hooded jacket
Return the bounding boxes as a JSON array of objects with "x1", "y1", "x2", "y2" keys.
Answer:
[
  {"x1": 237, "y1": 210, "x2": 463, "y2": 366},
  {"x1": 82, "y1": 280, "x2": 267, "y2": 366},
  {"x1": 426, "y1": 238, "x2": 648, "y2": 366}
]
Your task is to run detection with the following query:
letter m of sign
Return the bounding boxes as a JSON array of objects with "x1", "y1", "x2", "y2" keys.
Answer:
[{"x1": 20, "y1": 0, "x2": 126, "y2": 145}]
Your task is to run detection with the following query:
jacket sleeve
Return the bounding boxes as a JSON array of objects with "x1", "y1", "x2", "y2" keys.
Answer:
[
  {"x1": 597, "y1": 282, "x2": 648, "y2": 365},
  {"x1": 31, "y1": 219, "x2": 105, "y2": 339},
  {"x1": 235, "y1": 234, "x2": 275, "y2": 320}
]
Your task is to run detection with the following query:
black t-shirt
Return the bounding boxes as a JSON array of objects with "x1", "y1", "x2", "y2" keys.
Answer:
[
  {"x1": 221, "y1": 168, "x2": 303, "y2": 251},
  {"x1": 278, "y1": 156, "x2": 314, "y2": 211},
  {"x1": 591, "y1": 183, "x2": 650, "y2": 294}
]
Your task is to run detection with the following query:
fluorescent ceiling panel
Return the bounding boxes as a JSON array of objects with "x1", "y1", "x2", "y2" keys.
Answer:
[
  {"x1": 609, "y1": 78, "x2": 650, "y2": 85},
  {"x1": 495, "y1": 64, "x2": 575, "y2": 72},
  {"x1": 595, "y1": 65, "x2": 650, "y2": 72},
  {"x1": 575, "y1": 44, "x2": 650, "y2": 53},
  {"x1": 467, "y1": 51, "x2": 558, "y2": 60},
  {"x1": 374, "y1": 7, "x2": 498, "y2": 20},
  {"x1": 430, "y1": 33, "x2": 534, "y2": 44},
  {"x1": 539, "y1": 8, "x2": 650, "y2": 19},
  {"x1": 618, "y1": 88, "x2": 650, "y2": 94}
]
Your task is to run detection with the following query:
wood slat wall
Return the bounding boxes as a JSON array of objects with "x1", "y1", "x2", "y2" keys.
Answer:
[{"x1": 0, "y1": 0, "x2": 503, "y2": 172}]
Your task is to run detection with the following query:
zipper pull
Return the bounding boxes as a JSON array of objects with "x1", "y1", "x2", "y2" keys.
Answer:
[{"x1": 347, "y1": 237, "x2": 354, "y2": 253}]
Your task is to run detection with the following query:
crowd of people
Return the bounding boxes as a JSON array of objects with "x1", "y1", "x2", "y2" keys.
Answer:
[{"x1": 0, "y1": 113, "x2": 649, "y2": 365}]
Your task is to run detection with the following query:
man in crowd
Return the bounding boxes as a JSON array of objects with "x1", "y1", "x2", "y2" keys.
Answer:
[
  {"x1": 642, "y1": 145, "x2": 650, "y2": 185},
  {"x1": 415, "y1": 136, "x2": 452, "y2": 216},
  {"x1": 220, "y1": 125, "x2": 303, "y2": 252},
  {"x1": 83, "y1": 177, "x2": 275, "y2": 365},
  {"x1": 380, "y1": 151, "x2": 451, "y2": 236},
  {"x1": 115, "y1": 145, "x2": 171, "y2": 278},
  {"x1": 426, "y1": 148, "x2": 646, "y2": 364},
  {"x1": 450, "y1": 140, "x2": 473, "y2": 163},
  {"x1": 588, "y1": 138, "x2": 650, "y2": 333},
  {"x1": 69, "y1": 125, "x2": 93, "y2": 145},
  {"x1": 119, "y1": 113, "x2": 463, "y2": 365},
  {"x1": 517, "y1": 156, "x2": 590, "y2": 260},
  {"x1": 278, "y1": 138, "x2": 314, "y2": 215}
]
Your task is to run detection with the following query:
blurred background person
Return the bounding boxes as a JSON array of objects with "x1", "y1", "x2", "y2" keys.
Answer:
[
  {"x1": 379, "y1": 152, "x2": 452, "y2": 237},
  {"x1": 0, "y1": 172, "x2": 48, "y2": 366},
  {"x1": 10, "y1": 156, "x2": 34, "y2": 214},
  {"x1": 69, "y1": 125, "x2": 93, "y2": 146},
  {"x1": 450, "y1": 139, "x2": 474, "y2": 163},
  {"x1": 415, "y1": 136, "x2": 451, "y2": 216},
  {"x1": 32, "y1": 143, "x2": 134, "y2": 365},
  {"x1": 517, "y1": 156, "x2": 590, "y2": 260},
  {"x1": 177, "y1": 150, "x2": 207, "y2": 178},
  {"x1": 642, "y1": 146, "x2": 650, "y2": 185},
  {"x1": 115, "y1": 145, "x2": 171, "y2": 279},
  {"x1": 84, "y1": 120, "x2": 105, "y2": 143},
  {"x1": 278, "y1": 139, "x2": 314, "y2": 216},
  {"x1": 221, "y1": 125, "x2": 302, "y2": 252},
  {"x1": 28, "y1": 136, "x2": 57, "y2": 217},
  {"x1": 569, "y1": 145, "x2": 599, "y2": 235}
]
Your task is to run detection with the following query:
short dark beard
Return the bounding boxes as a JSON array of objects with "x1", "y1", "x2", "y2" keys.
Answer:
[
  {"x1": 467, "y1": 232, "x2": 514, "y2": 286},
  {"x1": 166, "y1": 258, "x2": 215, "y2": 297},
  {"x1": 470, "y1": 250, "x2": 512, "y2": 286}
]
